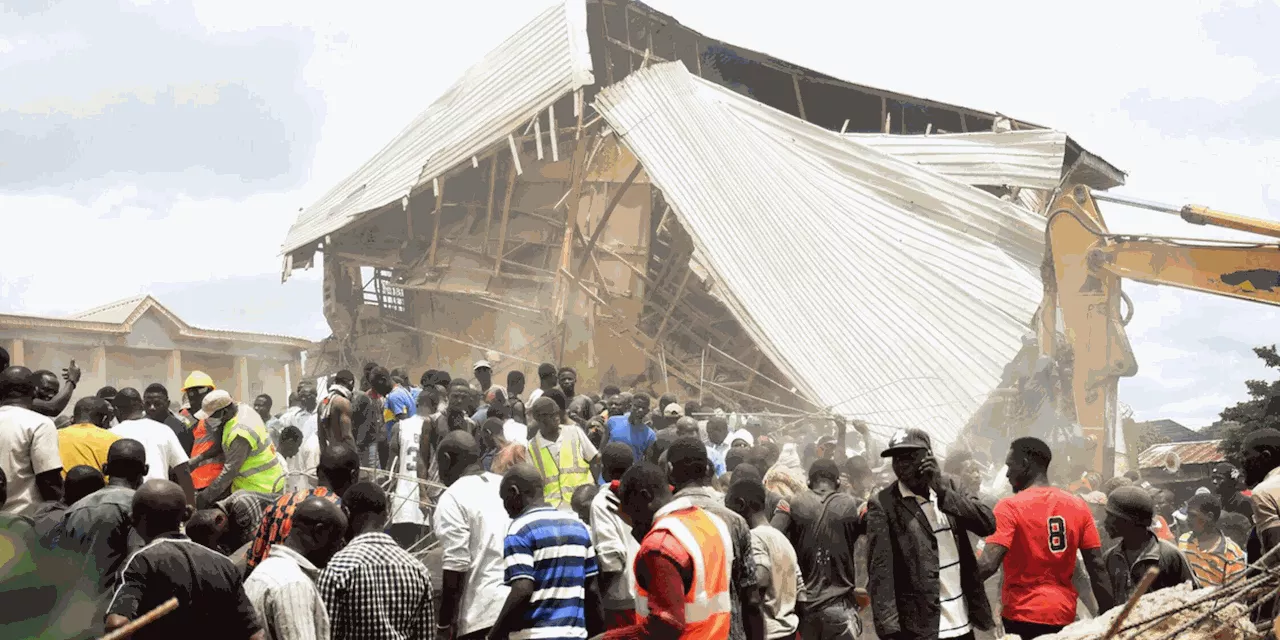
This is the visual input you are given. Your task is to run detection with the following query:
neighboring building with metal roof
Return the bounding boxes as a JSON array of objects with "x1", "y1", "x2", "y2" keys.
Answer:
[
  {"x1": 0, "y1": 295, "x2": 311, "y2": 414},
  {"x1": 284, "y1": 0, "x2": 1125, "y2": 447},
  {"x1": 1137, "y1": 439, "x2": 1226, "y2": 490}
]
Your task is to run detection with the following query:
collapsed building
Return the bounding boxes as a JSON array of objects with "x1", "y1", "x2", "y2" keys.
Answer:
[{"x1": 280, "y1": 0, "x2": 1124, "y2": 448}]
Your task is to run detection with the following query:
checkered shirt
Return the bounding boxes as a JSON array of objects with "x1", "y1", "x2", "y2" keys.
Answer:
[{"x1": 316, "y1": 531, "x2": 435, "y2": 640}]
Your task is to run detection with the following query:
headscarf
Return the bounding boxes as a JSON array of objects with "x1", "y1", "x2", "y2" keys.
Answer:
[{"x1": 764, "y1": 443, "x2": 807, "y2": 500}]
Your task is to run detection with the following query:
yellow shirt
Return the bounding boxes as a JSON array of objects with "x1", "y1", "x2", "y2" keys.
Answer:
[{"x1": 57, "y1": 423, "x2": 120, "y2": 476}]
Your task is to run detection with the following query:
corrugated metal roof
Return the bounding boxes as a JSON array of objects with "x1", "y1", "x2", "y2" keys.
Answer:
[
  {"x1": 844, "y1": 131, "x2": 1069, "y2": 191},
  {"x1": 594, "y1": 62, "x2": 1046, "y2": 448},
  {"x1": 1137, "y1": 440, "x2": 1225, "y2": 469},
  {"x1": 280, "y1": 0, "x2": 594, "y2": 255}
]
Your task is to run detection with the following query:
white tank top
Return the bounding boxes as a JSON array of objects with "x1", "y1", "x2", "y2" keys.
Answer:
[{"x1": 392, "y1": 415, "x2": 425, "y2": 525}]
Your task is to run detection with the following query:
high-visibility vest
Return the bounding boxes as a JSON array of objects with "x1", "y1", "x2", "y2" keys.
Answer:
[
  {"x1": 189, "y1": 418, "x2": 224, "y2": 489},
  {"x1": 528, "y1": 427, "x2": 592, "y2": 509},
  {"x1": 222, "y1": 410, "x2": 284, "y2": 494},
  {"x1": 635, "y1": 502, "x2": 734, "y2": 639}
]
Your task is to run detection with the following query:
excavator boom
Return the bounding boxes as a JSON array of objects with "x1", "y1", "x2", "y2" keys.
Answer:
[{"x1": 1037, "y1": 185, "x2": 1280, "y2": 476}]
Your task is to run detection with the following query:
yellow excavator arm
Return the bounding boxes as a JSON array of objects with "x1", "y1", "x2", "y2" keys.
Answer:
[{"x1": 1038, "y1": 185, "x2": 1280, "y2": 476}]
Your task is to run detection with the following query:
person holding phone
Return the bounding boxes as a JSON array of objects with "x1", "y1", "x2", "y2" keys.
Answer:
[{"x1": 866, "y1": 428, "x2": 996, "y2": 640}]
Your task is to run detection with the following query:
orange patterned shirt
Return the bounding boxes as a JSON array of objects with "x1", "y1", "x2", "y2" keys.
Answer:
[{"x1": 246, "y1": 487, "x2": 338, "y2": 569}]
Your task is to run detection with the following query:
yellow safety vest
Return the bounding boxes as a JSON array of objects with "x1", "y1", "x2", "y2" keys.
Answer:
[
  {"x1": 528, "y1": 427, "x2": 592, "y2": 509},
  {"x1": 221, "y1": 414, "x2": 284, "y2": 494}
]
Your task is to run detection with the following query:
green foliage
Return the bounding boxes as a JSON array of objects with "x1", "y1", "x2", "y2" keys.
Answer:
[{"x1": 1217, "y1": 345, "x2": 1280, "y2": 467}]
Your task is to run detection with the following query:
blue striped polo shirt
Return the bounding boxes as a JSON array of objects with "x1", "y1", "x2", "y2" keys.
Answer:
[{"x1": 503, "y1": 506, "x2": 599, "y2": 640}]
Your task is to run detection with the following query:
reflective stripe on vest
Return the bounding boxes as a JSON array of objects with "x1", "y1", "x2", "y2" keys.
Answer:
[
  {"x1": 528, "y1": 427, "x2": 591, "y2": 508},
  {"x1": 635, "y1": 505, "x2": 734, "y2": 636},
  {"x1": 189, "y1": 420, "x2": 224, "y2": 490},
  {"x1": 222, "y1": 414, "x2": 283, "y2": 494}
]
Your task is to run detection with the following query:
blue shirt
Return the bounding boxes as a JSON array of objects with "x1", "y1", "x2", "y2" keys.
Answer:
[
  {"x1": 606, "y1": 416, "x2": 655, "y2": 463},
  {"x1": 384, "y1": 386, "x2": 416, "y2": 437},
  {"x1": 504, "y1": 506, "x2": 599, "y2": 640},
  {"x1": 706, "y1": 444, "x2": 727, "y2": 477}
]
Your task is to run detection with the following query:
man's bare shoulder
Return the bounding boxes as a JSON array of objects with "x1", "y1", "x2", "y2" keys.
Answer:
[{"x1": 329, "y1": 396, "x2": 352, "y2": 411}]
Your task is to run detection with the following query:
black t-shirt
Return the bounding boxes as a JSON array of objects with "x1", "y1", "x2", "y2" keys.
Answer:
[
  {"x1": 778, "y1": 489, "x2": 865, "y2": 609},
  {"x1": 164, "y1": 414, "x2": 194, "y2": 456},
  {"x1": 1223, "y1": 491, "x2": 1254, "y2": 520}
]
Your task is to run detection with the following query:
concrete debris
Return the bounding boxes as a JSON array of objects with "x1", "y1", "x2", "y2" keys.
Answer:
[{"x1": 1026, "y1": 583, "x2": 1257, "y2": 640}]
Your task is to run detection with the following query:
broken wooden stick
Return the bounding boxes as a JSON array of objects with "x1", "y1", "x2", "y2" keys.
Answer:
[
  {"x1": 99, "y1": 597, "x2": 178, "y2": 640},
  {"x1": 1103, "y1": 566, "x2": 1160, "y2": 640}
]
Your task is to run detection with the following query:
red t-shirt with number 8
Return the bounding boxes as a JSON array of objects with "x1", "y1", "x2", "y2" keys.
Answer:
[{"x1": 986, "y1": 485, "x2": 1102, "y2": 626}]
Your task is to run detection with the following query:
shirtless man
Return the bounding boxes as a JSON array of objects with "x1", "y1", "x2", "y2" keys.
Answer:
[{"x1": 317, "y1": 370, "x2": 356, "y2": 453}]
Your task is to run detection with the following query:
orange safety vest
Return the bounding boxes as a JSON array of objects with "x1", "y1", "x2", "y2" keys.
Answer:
[
  {"x1": 190, "y1": 418, "x2": 225, "y2": 489},
  {"x1": 635, "y1": 500, "x2": 734, "y2": 638}
]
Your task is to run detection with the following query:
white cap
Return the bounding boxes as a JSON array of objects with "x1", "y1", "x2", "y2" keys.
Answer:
[
  {"x1": 474, "y1": 360, "x2": 492, "y2": 371},
  {"x1": 195, "y1": 389, "x2": 234, "y2": 420},
  {"x1": 664, "y1": 403, "x2": 685, "y2": 418}
]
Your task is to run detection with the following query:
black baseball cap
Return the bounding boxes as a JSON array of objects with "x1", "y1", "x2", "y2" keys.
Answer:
[{"x1": 881, "y1": 428, "x2": 932, "y2": 457}]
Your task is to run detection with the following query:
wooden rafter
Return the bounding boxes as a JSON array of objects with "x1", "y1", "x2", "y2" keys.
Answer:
[
  {"x1": 493, "y1": 161, "x2": 518, "y2": 276},
  {"x1": 427, "y1": 178, "x2": 445, "y2": 265},
  {"x1": 575, "y1": 163, "x2": 642, "y2": 278},
  {"x1": 483, "y1": 155, "x2": 498, "y2": 255}
]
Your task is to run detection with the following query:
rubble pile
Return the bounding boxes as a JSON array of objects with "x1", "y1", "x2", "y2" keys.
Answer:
[{"x1": 1029, "y1": 583, "x2": 1258, "y2": 640}]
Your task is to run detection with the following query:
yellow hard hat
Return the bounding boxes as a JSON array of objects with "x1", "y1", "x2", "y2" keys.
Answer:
[{"x1": 181, "y1": 371, "x2": 217, "y2": 392}]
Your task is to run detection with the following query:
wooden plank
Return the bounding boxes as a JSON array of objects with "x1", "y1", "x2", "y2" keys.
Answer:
[
  {"x1": 483, "y1": 155, "x2": 497, "y2": 255},
  {"x1": 427, "y1": 177, "x2": 445, "y2": 265},
  {"x1": 493, "y1": 162, "x2": 518, "y2": 276},
  {"x1": 575, "y1": 162, "x2": 642, "y2": 277},
  {"x1": 653, "y1": 268, "x2": 693, "y2": 343}
]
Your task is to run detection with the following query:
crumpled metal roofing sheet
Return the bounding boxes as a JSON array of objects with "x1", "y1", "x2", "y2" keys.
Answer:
[
  {"x1": 1137, "y1": 440, "x2": 1225, "y2": 469},
  {"x1": 281, "y1": 0, "x2": 594, "y2": 254},
  {"x1": 844, "y1": 130, "x2": 1070, "y2": 191},
  {"x1": 594, "y1": 62, "x2": 1046, "y2": 447}
]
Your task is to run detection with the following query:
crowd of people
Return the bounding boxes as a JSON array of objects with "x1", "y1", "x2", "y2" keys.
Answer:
[{"x1": 4, "y1": 346, "x2": 1280, "y2": 640}]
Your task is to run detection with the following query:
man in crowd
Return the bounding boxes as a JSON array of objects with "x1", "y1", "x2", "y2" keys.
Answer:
[
  {"x1": 57, "y1": 396, "x2": 119, "y2": 476},
  {"x1": 248, "y1": 442, "x2": 359, "y2": 569},
  {"x1": 1212, "y1": 462, "x2": 1255, "y2": 520},
  {"x1": 30, "y1": 362, "x2": 81, "y2": 419},
  {"x1": 113, "y1": 387, "x2": 195, "y2": 506},
  {"x1": 418, "y1": 378, "x2": 479, "y2": 504},
  {"x1": 1242, "y1": 428, "x2": 1280, "y2": 565},
  {"x1": 317, "y1": 481, "x2": 436, "y2": 640},
  {"x1": 434, "y1": 431, "x2": 511, "y2": 640},
  {"x1": 186, "y1": 489, "x2": 279, "y2": 567},
  {"x1": 60, "y1": 438, "x2": 148, "y2": 595},
  {"x1": 1102, "y1": 485, "x2": 1197, "y2": 600},
  {"x1": 381, "y1": 370, "x2": 416, "y2": 464},
  {"x1": 143, "y1": 383, "x2": 193, "y2": 456},
  {"x1": 606, "y1": 392, "x2": 655, "y2": 463},
  {"x1": 507, "y1": 370, "x2": 527, "y2": 425},
  {"x1": 526, "y1": 396, "x2": 598, "y2": 510},
  {"x1": 271, "y1": 382, "x2": 318, "y2": 449},
  {"x1": 866, "y1": 428, "x2": 996, "y2": 640},
  {"x1": 105, "y1": 479, "x2": 264, "y2": 640},
  {"x1": 608, "y1": 461, "x2": 732, "y2": 639},
  {"x1": 527, "y1": 363, "x2": 557, "y2": 405},
  {"x1": 245, "y1": 496, "x2": 347, "y2": 640},
  {"x1": 591, "y1": 442, "x2": 641, "y2": 630},
  {"x1": 668, "y1": 436, "x2": 765, "y2": 640},
  {"x1": 356, "y1": 365, "x2": 392, "y2": 470},
  {"x1": 387, "y1": 391, "x2": 429, "y2": 548},
  {"x1": 474, "y1": 360, "x2": 496, "y2": 396},
  {"x1": 194, "y1": 389, "x2": 282, "y2": 506},
  {"x1": 180, "y1": 371, "x2": 224, "y2": 494},
  {"x1": 1178, "y1": 493, "x2": 1246, "y2": 587},
  {"x1": 559, "y1": 367, "x2": 593, "y2": 421},
  {"x1": 34, "y1": 465, "x2": 104, "y2": 545},
  {"x1": 278, "y1": 425, "x2": 317, "y2": 494},
  {"x1": 317, "y1": 369, "x2": 356, "y2": 453},
  {"x1": 976, "y1": 437, "x2": 1113, "y2": 639},
  {"x1": 727, "y1": 475, "x2": 804, "y2": 640},
  {"x1": 772, "y1": 457, "x2": 863, "y2": 640},
  {"x1": 489, "y1": 463, "x2": 601, "y2": 640},
  {"x1": 705, "y1": 415, "x2": 730, "y2": 477},
  {"x1": 254, "y1": 394, "x2": 274, "y2": 424},
  {"x1": 0, "y1": 366, "x2": 64, "y2": 517}
]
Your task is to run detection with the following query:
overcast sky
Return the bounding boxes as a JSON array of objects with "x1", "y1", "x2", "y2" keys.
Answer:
[{"x1": 2, "y1": 0, "x2": 1276, "y2": 428}]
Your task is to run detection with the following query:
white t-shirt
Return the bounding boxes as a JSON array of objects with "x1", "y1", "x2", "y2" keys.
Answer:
[
  {"x1": 0, "y1": 405, "x2": 62, "y2": 517},
  {"x1": 282, "y1": 434, "x2": 320, "y2": 494},
  {"x1": 392, "y1": 415, "x2": 426, "y2": 526},
  {"x1": 589, "y1": 485, "x2": 640, "y2": 611},
  {"x1": 503, "y1": 419, "x2": 529, "y2": 446},
  {"x1": 113, "y1": 418, "x2": 190, "y2": 482},
  {"x1": 432, "y1": 472, "x2": 511, "y2": 636}
]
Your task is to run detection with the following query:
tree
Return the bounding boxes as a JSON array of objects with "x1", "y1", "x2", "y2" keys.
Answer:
[{"x1": 1218, "y1": 345, "x2": 1280, "y2": 467}]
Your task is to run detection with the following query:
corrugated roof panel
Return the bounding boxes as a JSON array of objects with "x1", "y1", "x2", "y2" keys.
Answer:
[
  {"x1": 595, "y1": 62, "x2": 1046, "y2": 448},
  {"x1": 71, "y1": 295, "x2": 149, "y2": 323},
  {"x1": 844, "y1": 131, "x2": 1070, "y2": 191},
  {"x1": 1137, "y1": 440, "x2": 1225, "y2": 469},
  {"x1": 281, "y1": 0, "x2": 594, "y2": 254}
]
